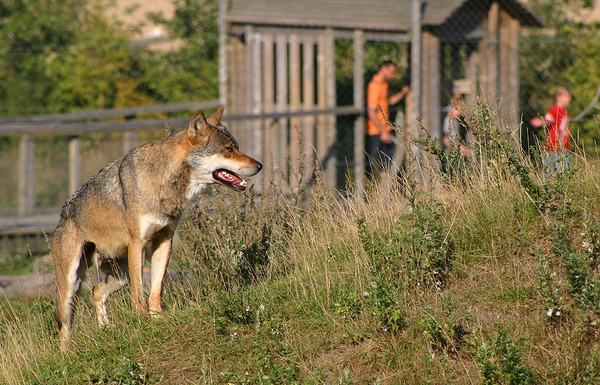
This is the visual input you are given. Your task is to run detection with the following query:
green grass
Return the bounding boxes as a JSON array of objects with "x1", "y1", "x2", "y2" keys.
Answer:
[{"x1": 1, "y1": 101, "x2": 599, "y2": 384}]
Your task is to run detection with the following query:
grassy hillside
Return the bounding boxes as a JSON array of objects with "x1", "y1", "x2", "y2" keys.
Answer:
[{"x1": 1, "y1": 103, "x2": 599, "y2": 384}]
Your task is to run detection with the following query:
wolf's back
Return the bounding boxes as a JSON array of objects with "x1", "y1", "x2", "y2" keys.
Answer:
[{"x1": 59, "y1": 157, "x2": 127, "y2": 222}]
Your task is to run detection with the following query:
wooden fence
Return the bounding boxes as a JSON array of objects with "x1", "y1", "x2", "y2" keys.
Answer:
[{"x1": 0, "y1": 101, "x2": 363, "y2": 252}]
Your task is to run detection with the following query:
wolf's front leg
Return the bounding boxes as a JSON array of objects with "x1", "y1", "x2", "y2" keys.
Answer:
[
  {"x1": 128, "y1": 239, "x2": 148, "y2": 314},
  {"x1": 148, "y1": 237, "x2": 173, "y2": 317}
]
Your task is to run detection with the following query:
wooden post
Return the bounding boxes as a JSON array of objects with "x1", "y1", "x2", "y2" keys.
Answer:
[
  {"x1": 324, "y1": 28, "x2": 336, "y2": 186},
  {"x1": 243, "y1": 26, "x2": 254, "y2": 148},
  {"x1": 317, "y1": 33, "x2": 328, "y2": 176},
  {"x1": 289, "y1": 33, "x2": 301, "y2": 188},
  {"x1": 249, "y1": 30, "x2": 264, "y2": 192},
  {"x1": 218, "y1": 0, "x2": 228, "y2": 108},
  {"x1": 276, "y1": 34, "x2": 289, "y2": 185},
  {"x1": 302, "y1": 36, "x2": 316, "y2": 171},
  {"x1": 229, "y1": 36, "x2": 246, "y2": 138},
  {"x1": 419, "y1": 31, "x2": 441, "y2": 180},
  {"x1": 251, "y1": 32, "x2": 263, "y2": 165},
  {"x1": 410, "y1": 0, "x2": 424, "y2": 183},
  {"x1": 422, "y1": 31, "x2": 441, "y2": 140},
  {"x1": 500, "y1": 10, "x2": 519, "y2": 131},
  {"x1": 480, "y1": 2, "x2": 499, "y2": 99},
  {"x1": 466, "y1": 49, "x2": 478, "y2": 106},
  {"x1": 18, "y1": 135, "x2": 35, "y2": 215},
  {"x1": 353, "y1": 29, "x2": 365, "y2": 196},
  {"x1": 123, "y1": 131, "x2": 138, "y2": 154},
  {"x1": 69, "y1": 137, "x2": 81, "y2": 196},
  {"x1": 263, "y1": 33, "x2": 275, "y2": 187}
]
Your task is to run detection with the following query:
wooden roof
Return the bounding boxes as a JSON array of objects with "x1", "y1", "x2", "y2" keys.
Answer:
[{"x1": 226, "y1": 0, "x2": 542, "y2": 32}]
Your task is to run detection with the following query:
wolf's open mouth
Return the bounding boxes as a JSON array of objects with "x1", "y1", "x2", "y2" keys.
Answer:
[{"x1": 213, "y1": 169, "x2": 248, "y2": 191}]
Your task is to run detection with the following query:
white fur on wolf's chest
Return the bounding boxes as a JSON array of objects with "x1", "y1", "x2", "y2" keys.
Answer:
[{"x1": 139, "y1": 213, "x2": 179, "y2": 240}]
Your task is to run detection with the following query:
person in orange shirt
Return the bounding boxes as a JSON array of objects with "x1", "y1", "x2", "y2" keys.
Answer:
[{"x1": 365, "y1": 60, "x2": 410, "y2": 180}]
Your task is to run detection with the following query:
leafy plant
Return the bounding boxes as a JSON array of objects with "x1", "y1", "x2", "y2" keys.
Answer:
[
  {"x1": 551, "y1": 218, "x2": 600, "y2": 316},
  {"x1": 537, "y1": 255, "x2": 567, "y2": 322},
  {"x1": 357, "y1": 217, "x2": 405, "y2": 332},
  {"x1": 333, "y1": 289, "x2": 362, "y2": 321},
  {"x1": 476, "y1": 327, "x2": 538, "y2": 385},
  {"x1": 86, "y1": 356, "x2": 156, "y2": 385},
  {"x1": 420, "y1": 295, "x2": 469, "y2": 355}
]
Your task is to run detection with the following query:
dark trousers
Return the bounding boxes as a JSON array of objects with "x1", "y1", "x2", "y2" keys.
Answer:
[{"x1": 365, "y1": 134, "x2": 394, "y2": 179}]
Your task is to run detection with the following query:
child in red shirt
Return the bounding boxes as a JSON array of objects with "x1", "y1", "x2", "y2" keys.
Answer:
[
  {"x1": 530, "y1": 86, "x2": 572, "y2": 173},
  {"x1": 543, "y1": 86, "x2": 572, "y2": 152}
]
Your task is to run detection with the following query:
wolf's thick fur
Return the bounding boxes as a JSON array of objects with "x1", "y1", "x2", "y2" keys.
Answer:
[{"x1": 51, "y1": 107, "x2": 261, "y2": 350}]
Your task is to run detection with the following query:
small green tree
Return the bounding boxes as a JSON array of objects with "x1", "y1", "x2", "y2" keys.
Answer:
[
  {"x1": 45, "y1": 3, "x2": 152, "y2": 110},
  {"x1": 0, "y1": 0, "x2": 83, "y2": 114},
  {"x1": 145, "y1": 0, "x2": 220, "y2": 102},
  {"x1": 0, "y1": 0, "x2": 150, "y2": 114}
]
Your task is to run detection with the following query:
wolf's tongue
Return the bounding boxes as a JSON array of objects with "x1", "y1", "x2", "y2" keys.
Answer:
[{"x1": 214, "y1": 169, "x2": 247, "y2": 191}]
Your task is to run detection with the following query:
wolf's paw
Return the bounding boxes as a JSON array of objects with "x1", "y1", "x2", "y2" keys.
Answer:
[{"x1": 149, "y1": 309, "x2": 163, "y2": 319}]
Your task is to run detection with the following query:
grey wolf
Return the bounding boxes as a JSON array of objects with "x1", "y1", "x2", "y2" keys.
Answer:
[{"x1": 51, "y1": 107, "x2": 262, "y2": 350}]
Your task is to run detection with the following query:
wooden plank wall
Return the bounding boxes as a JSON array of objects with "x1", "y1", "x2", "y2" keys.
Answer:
[{"x1": 230, "y1": 29, "x2": 339, "y2": 191}]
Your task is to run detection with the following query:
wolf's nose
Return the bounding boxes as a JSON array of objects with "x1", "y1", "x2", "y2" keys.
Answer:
[{"x1": 256, "y1": 162, "x2": 263, "y2": 173}]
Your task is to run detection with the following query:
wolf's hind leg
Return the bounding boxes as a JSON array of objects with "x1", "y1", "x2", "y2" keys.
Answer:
[
  {"x1": 93, "y1": 257, "x2": 129, "y2": 326},
  {"x1": 52, "y1": 235, "x2": 91, "y2": 351}
]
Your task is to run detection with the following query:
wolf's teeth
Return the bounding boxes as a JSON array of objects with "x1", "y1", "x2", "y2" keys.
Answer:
[{"x1": 240, "y1": 180, "x2": 247, "y2": 187}]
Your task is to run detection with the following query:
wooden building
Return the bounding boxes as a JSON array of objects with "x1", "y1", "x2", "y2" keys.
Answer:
[{"x1": 222, "y1": 0, "x2": 542, "y2": 190}]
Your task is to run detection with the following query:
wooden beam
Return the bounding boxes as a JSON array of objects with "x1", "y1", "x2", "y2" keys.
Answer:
[
  {"x1": 317, "y1": 33, "x2": 328, "y2": 176},
  {"x1": 410, "y1": 0, "x2": 424, "y2": 183},
  {"x1": 69, "y1": 138, "x2": 81, "y2": 196},
  {"x1": 353, "y1": 29, "x2": 365, "y2": 196},
  {"x1": 466, "y1": 48, "x2": 478, "y2": 106},
  {"x1": 422, "y1": 31, "x2": 441, "y2": 140},
  {"x1": 482, "y1": 2, "x2": 499, "y2": 99},
  {"x1": 0, "y1": 101, "x2": 222, "y2": 125},
  {"x1": 325, "y1": 28, "x2": 336, "y2": 186},
  {"x1": 263, "y1": 33, "x2": 275, "y2": 187},
  {"x1": 289, "y1": 34, "x2": 302, "y2": 187},
  {"x1": 18, "y1": 135, "x2": 35, "y2": 215},
  {"x1": 302, "y1": 35, "x2": 316, "y2": 169},
  {"x1": 250, "y1": 30, "x2": 263, "y2": 163},
  {"x1": 276, "y1": 34, "x2": 290, "y2": 185},
  {"x1": 219, "y1": 0, "x2": 229, "y2": 108},
  {"x1": 506, "y1": 11, "x2": 520, "y2": 130}
]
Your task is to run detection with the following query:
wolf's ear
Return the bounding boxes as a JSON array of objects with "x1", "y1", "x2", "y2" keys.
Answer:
[
  {"x1": 188, "y1": 110, "x2": 211, "y2": 143},
  {"x1": 207, "y1": 106, "x2": 224, "y2": 126}
]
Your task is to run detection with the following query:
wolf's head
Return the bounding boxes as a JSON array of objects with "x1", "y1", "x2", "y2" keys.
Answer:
[{"x1": 184, "y1": 107, "x2": 262, "y2": 198}]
